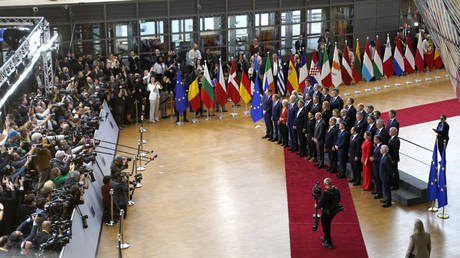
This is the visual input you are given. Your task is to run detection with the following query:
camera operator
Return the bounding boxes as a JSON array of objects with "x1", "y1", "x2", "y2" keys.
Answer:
[
  {"x1": 64, "y1": 170, "x2": 88, "y2": 190},
  {"x1": 112, "y1": 79, "x2": 129, "y2": 127},
  {"x1": 111, "y1": 172, "x2": 129, "y2": 218},
  {"x1": 110, "y1": 155, "x2": 129, "y2": 178},
  {"x1": 316, "y1": 178, "x2": 342, "y2": 249},
  {"x1": 30, "y1": 133, "x2": 52, "y2": 190}
]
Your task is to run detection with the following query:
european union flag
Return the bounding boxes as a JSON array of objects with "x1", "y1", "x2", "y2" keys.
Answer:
[
  {"x1": 175, "y1": 68, "x2": 188, "y2": 114},
  {"x1": 427, "y1": 142, "x2": 438, "y2": 202},
  {"x1": 251, "y1": 58, "x2": 263, "y2": 123},
  {"x1": 437, "y1": 146, "x2": 448, "y2": 208}
]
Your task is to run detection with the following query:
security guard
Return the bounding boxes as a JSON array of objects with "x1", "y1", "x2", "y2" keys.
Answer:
[{"x1": 316, "y1": 178, "x2": 341, "y2": 249}]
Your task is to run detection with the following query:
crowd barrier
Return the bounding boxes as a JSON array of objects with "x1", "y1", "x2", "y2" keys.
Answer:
[{"x1": 60, "y1": 101, "x2": 119, "y2": 258}]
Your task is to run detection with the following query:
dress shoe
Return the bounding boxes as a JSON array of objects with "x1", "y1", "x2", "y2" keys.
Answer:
[
  {"x1": 299, "y1": 153, "x2": 306, "y2": 157},
  {"x1": 322, "y1": 242, "x2": 334, "y2": 249},
  {"x1": 374, "y1": 194, "x2": 383, "y2": 199},
  {"x1": 184, "y1": 119, "x2": 190, "y2": 122},
  {"x1": 353, "y1": 182, "x2": 361, "y2": 186},
  {"x1": 336, "y1": 174, "x2": 346, "y2": 179},
  {"x1": 380, "y1": 200, "x2": 387, "y2": 203},
  {"x1": 320, "y1": 236, "x2": 326, "y2": 242},
  {"x1": 317, "y1": 165, "x2": 324, "y2": 169},
  {"x1": 277, "y1": 141, "x2": 282, "y2": 144},
  {"x1": 306, "y1": 156, "x2": 311, "y2": 160},
  {"x1": 347, "y1": 179, "x2": 356, "y2": 183},
  {"x1": 314, "y1": 163, "x2": 320, "y2": 167},
  {"x1": 262, "y1": 135, "x2": 269, "y2": 139},
  {"x1": 309, "y1": 158, "x2": 317, "y2": 162},
  {"x1": 326, "y1": 168, "x2": 333, "y2": 172},
  {"x1": 391, "y1": 186, "x2": 399, "y2": 190},
  {"x1": 269, "y1": 138, "x2": 276, "y2": 142},
  {"x1": 371, "y1": 191, "x2": 377, "y2": 195},
  {"x1": 382, "y1": 203, "x2": 392, "y2": 208}
]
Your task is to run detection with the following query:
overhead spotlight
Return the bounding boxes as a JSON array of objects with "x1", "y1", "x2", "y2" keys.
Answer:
[
  {"x1": 414, "y1": 22, "x2": 419, "y2": 26},
  {"x1": 3, "y1": 28, "x2": 29, "y2": 50}
]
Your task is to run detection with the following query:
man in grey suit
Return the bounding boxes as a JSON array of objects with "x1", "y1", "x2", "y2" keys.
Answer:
[
  {"x1": 313, "y1": 112, "x2": 326, "y2": 168},
  {"x1": 379, "y1": 145, "x2": 394, "y2": 208}
]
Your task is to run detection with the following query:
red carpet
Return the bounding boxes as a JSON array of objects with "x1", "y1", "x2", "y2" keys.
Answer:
[
  {"x1": 380, "y1": 98, "x2": 460, "y2": 128},
  {"x1": 284, "y1": 149, "x2": 368, "y2": 258}
]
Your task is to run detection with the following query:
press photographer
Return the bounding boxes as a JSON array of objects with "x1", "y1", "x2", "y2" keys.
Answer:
[{"x1": 314, "y1": 178, "x2": 343, "y2": 249}]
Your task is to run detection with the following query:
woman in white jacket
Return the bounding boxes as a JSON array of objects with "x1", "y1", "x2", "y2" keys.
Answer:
[{"x1": 147, "y1": 76, "x2": 162, "y2": 123}]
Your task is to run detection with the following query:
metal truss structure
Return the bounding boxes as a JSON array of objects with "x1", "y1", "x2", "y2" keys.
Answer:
[
  {"x1": 413, "y1": 0, "x2": 460, "y2": 102},
  {"x1": 0, "y1": 17, "x2": 54, "y2": 91}
]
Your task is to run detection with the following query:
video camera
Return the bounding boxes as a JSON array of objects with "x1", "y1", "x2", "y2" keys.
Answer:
[{"x1": 312, "y1": 181, "x2": 322, "y2": 231}]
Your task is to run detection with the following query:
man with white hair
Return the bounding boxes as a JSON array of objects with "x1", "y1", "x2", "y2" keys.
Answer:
[
  {"x1": 379, "y1": 145, "x2": 394, "y2": 208},
  {"x1": 50, "y1": 150, "x2": 70, "y2": 175}
]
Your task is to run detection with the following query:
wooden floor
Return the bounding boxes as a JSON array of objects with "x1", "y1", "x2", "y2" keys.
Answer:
[{"x1": 98, "y1": 69, "x2": 458, "y2": 258}]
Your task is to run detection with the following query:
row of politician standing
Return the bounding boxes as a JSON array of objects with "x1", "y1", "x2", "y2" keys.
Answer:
[{"x1": 262, "y1": 85, "x2": 401, "y2": 208}]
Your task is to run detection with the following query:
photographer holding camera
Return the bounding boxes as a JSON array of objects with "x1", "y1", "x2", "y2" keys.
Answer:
[
  {"x1": 110, "y1": 155, "x2": 129, "y2": 178},
  {"x1": 315, "y1": 178, "x2": 343, "y2": 249}
]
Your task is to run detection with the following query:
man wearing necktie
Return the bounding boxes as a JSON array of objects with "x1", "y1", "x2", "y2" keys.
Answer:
[
  {"x1": 388, "y1": 127, "x2": 400, "y2": 190},
  {"x1": 335, "y1": 122, "x2": 350, "y2": 178},
  {"x1": 313, "y1": 112, "x2": 326, "y2": 168},
  {"x1": 379, "y1": 145, "x2": 394, "y2": 208},
  {"x1": 386, "y1": 110, "x2": 400, "y2": 132},
  {"x1": 272, "y1": 94, "x2": 282, "y2": 143},
  {"x1": 262, "y1": 89, "x2": 274, "y2": 140}
]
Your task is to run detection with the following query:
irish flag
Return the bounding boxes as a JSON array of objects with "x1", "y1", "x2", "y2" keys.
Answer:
[
  {"x1": 352, "y1": 39, "x2": 362, "y2": 83},
  {"x1": 201, "y1": 63, "x2": 215, "y2": 109},
  {"x1": 404, "y1": 34, "x2": 415, "y2": 74},
  {"x1": 362, "y1": 39, "x2": 374, "y2": 82},
  {"x1": 383, "y1": 34, "x2": 393, "y2": 78},
  {"x1": 188, "y1": 78, "x2": 201, "y2": 111},
  {"x1": 415, "y1": 32, "x2": 425, "y2": 72},
  {"x1": 286, "y1": 53, "x2": 299, "y2": 93},
  {"x1": 331, "y1": 43, "x2": 342, "y2": 87},
  {"x1": 341, "y1": 42, "x2": 353, "y2": 85},
  {"x1": 239, "y1": 70, "x2": 252, "y2": 104},
  {"x1": 321, "y1": 48, "x2": 332, "y2": 88},
  {"x1": 393, "y1": 34, "x2": 405, "y2": 76},
  {"x1": 372, "y1": 35, "x2": 383, "y2": 80}
]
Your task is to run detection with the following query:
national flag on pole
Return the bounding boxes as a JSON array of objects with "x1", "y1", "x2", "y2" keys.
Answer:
[
  {"x1": 227, "y1": 59, "x2": 240, "y2": 104},
  {"x1": 331, "y1": 43, "x2": 342, "y2": 87},
  {"x1": 425, "y1": 38, "x2": 434, "y2": 71},
  {"x1": 262, "y1": 56, "x2": 275, "y2": 97},
  {"x1": 188, "y1": 78, "x2": 201, "y2": 111},
  {"x1": 215, "y1": 58, "x2": 227, "y2": 108},
  {"x1": 393, "y1": 35, "x2": 405, "y2": 76},
  {"x1": 415, "y1": 32, "x2": 425, "y2": 72},
  {"x1": 174, "y1": 68, "x2": 188, "y2": 114},
  {"x1": 404, "y1": 34, "x2": 415, "y2": 74},
  {"x1": 321, "y1": 48, "x2": 332, "y2": 87},
  {"x1": 239, "y1": 70, "x2": 252, "y2": 104},
  {"x1": 309, "y1": 50, "x2": 321, "y2": 85},
  {"x1": 277, "y1": 59, "x2": 286, "y2": 96},
  {"x1": 373, "y1": 36, "x2": 383, "y2": 80},
  {"x1": 383, "y1": 34, "x2": 393, "y2": 78},
  {"x1": 250, "y1": 59, "x2": 263, "y2": 123},
  {"x1": 362, "y1": 39, "x2": 374, "y2": 82},
  {"x1": 434, "y1": 47, "x2": 443, "y2": 68},
  {"x1": 201, "y1": 62, "x2": 215, "y2": 109},
  {"x1": 352, "y1": 39, "x2": 362, "y2": 83},
  {"x1": 427, "y1": 142, "x2": 438, "y2": 202},
  {"x1": 437, "y1": 145, "x2": 448, "y2": 208},
  {"x1": 287, "y1": 53, "x2": 299, "y2": 93},
  {"x1": 341, "y1": 42, "x2": 353, "y2": 85},
  {"x1": 298, "y1": 49, "x2": 309, "y2": 93}
]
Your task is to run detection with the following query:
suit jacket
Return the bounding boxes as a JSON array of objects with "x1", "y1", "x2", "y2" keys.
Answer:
[
  {"x1": 272, "y1": 101, "x2": 282, "y2": 122},
  {"x1": 340, "y1": 116, "x2": 351, "y2": 131},
  {"x1": 306, "y1": 118, "x2": 316, "y2": 138},
  {"x1": 311, "y1": 103, "x2": 322, "y2": 114},
  {"x1": 405, "y1": 232, "x2": 431, "y2": 258},
  {"x1": 314, "y1": 119, "x2": 326, "y2": 142},
  {"x1": 294, "y1": 107, "x2": 308, "y2": 130},
  {"x1": 323, "y1": 94, "x2": 332, "y2": 103},
  {"x1": 372, "y1": 144, "x2": 382, "y2": 166},
  {"x1": 379, "y1": 154, "x2": 393, "y2": 181},
  {"x1": 111, "y1": 180, "x2": 129, "y2": 208},
  {"x1": 349, "y1": 134, "x2": 363, "y2": 160},
  {"x1": 387, "y1": 118, "x2": 400, "y2": 130},
  {"x1": 436, "y1": 122, "x2": 449, "y2": 142},
  {"x1": 354, "y1": 119, "x2": 368, "y2": 136},
  {"x1": 287, "y1": 104, "x2": 299, "y2": 128},
  {"x1": 346, "y1": 105, "x2": 357, "y2": 126},
  {"x1": 388, "y1": 136, "x2": 400, "y2": 162},
  {"x1": 304, "y1": 100, "x2": 313, "y2": 112},
  {"x1": 313, "y1": 90, "x2": 323, "y2": 103},
  {"x1": 303, "y1": 86, "x2": 314, "y2": 98},
  {"x1": 330, "y1": 96, "x2": 344, "y2": 111},
  {"x1": 366, "y1": 123, "x2": 377, "y2": 136},
  {"x1": 263, "y1": 95, "x2": 273, "y2": 117},
  {"x1": 128, "y1": 56, "x2": 139, "y2": 73},
  {"x1": 325, "y1": 126, "x2": 339, "y2": 150},
  {"x1": 335, "y1": 129, "x2": 350, "y2": 151},
  {"x1": 376, "y1": 127, "x2": 389, "y2": 144}
]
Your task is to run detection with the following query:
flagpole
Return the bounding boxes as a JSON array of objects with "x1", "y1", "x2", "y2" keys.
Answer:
[
  {"x1": 219, "y1": 106, "x2": 224, "y2": 120},
  {"x1": 244, "y1": 103, "x2": 249, "y2": 115},
  {"x1": 394, "y1": 32, "x2": 402, "y2": 87},
  {"x1": 192, "y1": 109, "x2": 199, "y2": 123},
  {"x1": 437, "y1": 139, "x2": 449, "y2": 219},
  {"x1": 230, "y1": 56, "x2": 239, "y2": 118}
]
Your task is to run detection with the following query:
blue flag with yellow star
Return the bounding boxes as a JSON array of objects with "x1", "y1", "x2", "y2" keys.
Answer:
[
  {"x1": 437, "y1": 146, "x2": 448, "y2": 208},
  {"x1": 251, "y1": 58, "x2": 263, "y2": 122},
  {"x1": 175, "y1": 68, "x2": 188, "y2": 114},
  {"x1": 427, "y1": 142, "x2": 438, "y2": 202}
]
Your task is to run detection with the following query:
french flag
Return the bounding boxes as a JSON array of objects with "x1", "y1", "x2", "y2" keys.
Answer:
[
  {"x1": 393, "y1": 34, "x2": 405, "y2": 76},
  {"x1": 362, "y1": 38, "x2": 374, "y2": 82}
]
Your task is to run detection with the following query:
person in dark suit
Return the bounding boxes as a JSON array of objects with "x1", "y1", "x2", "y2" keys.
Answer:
[
  {"x1": 376, "y1": 119, "x2": 389, "y2": 144},
  {"x1": 366, "y1": 115, "x2": 377, "y2": 137},
  {"x1": 294, "y1": 100, "x2": 308, "y2": 157},
  {"x1": 388, "y1": 127, "x2": 401, "y2": 190},
  {"x1": 434, "y1": 114, "x2": 449, "y2": 155},
  {"x1": 306, "y1": 111, "x2": 317, "y2": 161},
  {"x1": 311, "y1": 96, "x2": 322, "y2": 114},
  {"x1": 313, "y1": 112, "x2": 327, "y2": 168},
  {"x1": 128, "y1": 50, "x2": 140, "y2": 73},
  {"x1": 295, "y1": 34, "x2": 307, "y2": 53},
  {"x1": 111, "y1": 173, "x2": 129, "y2": 218},
  {"x1": 287, "y1": 96, "x2": 299, "y2": 152},
  {"x1": 357, "y1": 103, "x2": 368, "y2": 120},
  {"x1": 272, "y1": 94, "x2": 282, "y2": 143},
  {"x1": 387, "y1": 109, "x2": 400, "y2": 132},
  {"x1": 325, "y1": 118, "x2": 339, "y2": 173},
  {"x1": 304, "y1": 93, "x2": 313, "y2": 112},
  {"x1": 370, "y1": 135, "x2": 383, "y2": 199},
  {"x1": 339, "y1": 109, "x2": 351, "y2": 131},
  {"x1": 348, "y1": 127, "x2": 363, "y2": 185},
  {"x1": 330, "y1": 88, "x2": 344, "y2": 111},
  {"x1": 379, "y1": 145, "x2": 394, "y2": 207},
  {"x1": 322, "y1": 88, "x2": 332, "y2": 103},
  {"x1": 335, "y1": 122, "x2": 350, "y2": 178},
  {"x1": 262, "y1": 89, "x2": 274, "y2": 140},
  {"x1": 304, "y1": 81, "x2": 315, "y2": 98},
  {"x1": 345, "y1": 98, "x2": 357, "y2": 127},
  {"x1": 354, "y1": 112, "x2": 368, "y2": 137},
  {"x1": 312, "y1": 84, "x2": 323, "y2": 104}
]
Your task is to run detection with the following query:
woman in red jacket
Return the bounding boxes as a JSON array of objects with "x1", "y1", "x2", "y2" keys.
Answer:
[{"x1": 361, "y1": 131, "x2": 373, "y2": 190}]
